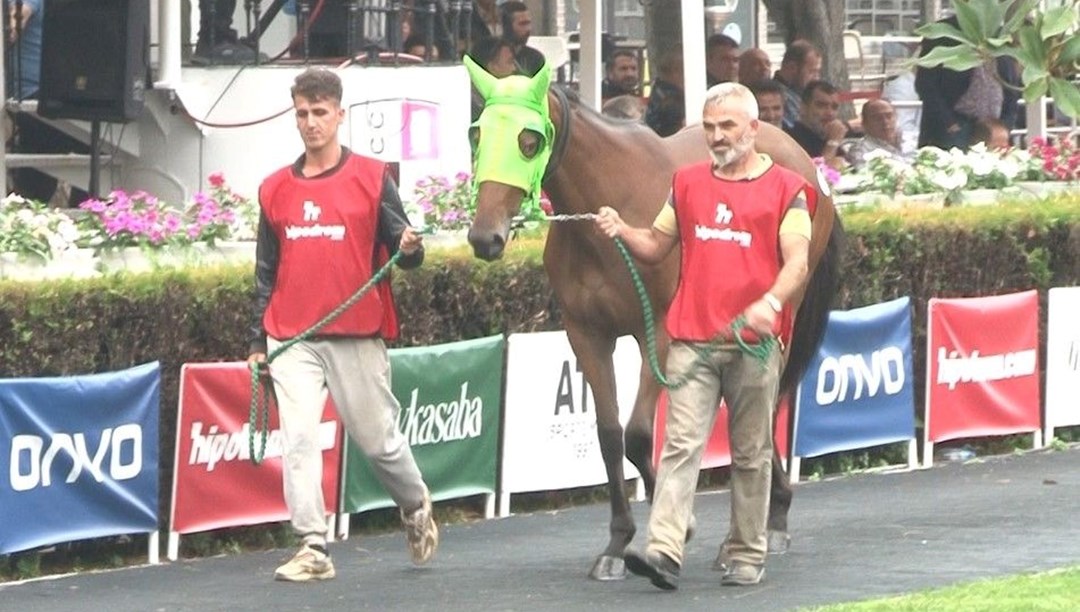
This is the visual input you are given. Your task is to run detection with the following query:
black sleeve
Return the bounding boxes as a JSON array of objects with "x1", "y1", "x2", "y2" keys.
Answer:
[
  {"x1": 376, "y1": 172, "x2": 424, "y2": 270},
  {"x1": 249, "y1": 210, "x2": 278, "y2": 354}
]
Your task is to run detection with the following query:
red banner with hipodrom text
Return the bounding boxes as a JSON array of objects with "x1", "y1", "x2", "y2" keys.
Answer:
[
  {"x1": 652, "y1": 393, "x2": 790, "y2": 469},
  {"x1": 926, "y1": 291, "x2": 1040, "y2": 443},
  {"x1": 170, "y1": 363, "x2": 342, "y2": 535}
]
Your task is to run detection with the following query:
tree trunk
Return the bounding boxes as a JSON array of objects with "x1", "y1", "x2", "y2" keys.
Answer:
[
  {"x1": 645, "y1": 0, "x2": 682, "y2": 81},
  {"x1": 761, "y1": 0, "x2": 850, "y2": 93}
]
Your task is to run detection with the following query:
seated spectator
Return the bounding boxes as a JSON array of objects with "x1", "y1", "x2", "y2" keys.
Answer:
[
  {"x1": 750, "y1": 80, "x2": 786, "y2": 129},
  {"x1": 846, "y1": 99, "x2": 910, "y2": 168},
  {"x1": 403, "y1": 33, "x2": 439, "y2": 61},
  {"x1": 193, "y1": 0, "x2": 260, "y2": 64},
  {"x1": 773, "y1": 39, "x2": 822, "y2": 129},
  {"x1": 602, "y1": 95, "x2": 646, "y2": 122},
  {"x1": 970, "y1": 118, "x2": 1011, "y2": 151},
  {"x1": 602, "y1": 49, "x2": 641, "y2": 101},
  {"x1": 644, "y1": 46, "x2": 685, "y2": 137},
  {"x1": 705, "y1": 33, "x2": 739, "y2": 87},
  {"x1": 738, "y1": 48, "x2": 772, "y2": 88},
  {"x1": 500, "y1": 1, "x2": 532, "y2": 52},
  {"x1": 785, "y1": 80, "x2": 850, "y2": 168}
]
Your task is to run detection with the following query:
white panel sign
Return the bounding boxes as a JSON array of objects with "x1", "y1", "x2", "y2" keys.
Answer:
[
  {"x1": 1046, "y1": 286, "x2": 1080, "y2": 438},
  {"x1": 502, "y1": 332, "x2": 642, "y2": 496}
]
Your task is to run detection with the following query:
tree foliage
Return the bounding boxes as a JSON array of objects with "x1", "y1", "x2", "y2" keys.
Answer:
[{"x1": 914, "y1": 0, "x2": 1080, "y2": 118}]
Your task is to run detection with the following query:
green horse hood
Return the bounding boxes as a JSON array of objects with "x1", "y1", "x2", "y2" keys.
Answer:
[{"x1": 465, "y1": 55, "x2": 553, "y2": 205}]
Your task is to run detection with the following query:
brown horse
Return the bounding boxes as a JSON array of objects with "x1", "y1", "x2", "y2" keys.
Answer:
[{"x1": 466, "y1": 65, "x2": 842, "y2": 580}]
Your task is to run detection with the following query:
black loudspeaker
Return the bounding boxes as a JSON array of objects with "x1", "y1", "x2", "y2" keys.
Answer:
[{"x1": 38, "y1": 0, "x2": 150, "y2": 122}]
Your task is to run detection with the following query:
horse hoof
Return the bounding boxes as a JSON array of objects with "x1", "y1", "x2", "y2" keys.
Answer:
[
  {"x1": 768, "y1": 530, "x2": 791, "y2": 555},
  {"x1": 589, "y1": 555, "x2": 627, "y2": 581}
]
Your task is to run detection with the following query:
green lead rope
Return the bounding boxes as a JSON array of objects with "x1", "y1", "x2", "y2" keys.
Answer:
[
  {"x1": 248, "y1": 230, "x2": 432, "y2": 464},
  {"x1": 612, "y1": 237, "x2": 778, "y2": 390}
]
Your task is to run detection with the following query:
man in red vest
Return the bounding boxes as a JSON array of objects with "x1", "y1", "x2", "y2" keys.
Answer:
[
  {"x1": 595, "y1": 82, "x2": 813, "y2": 590},
  {"x1": 247, "y1": 68, "x2": 437, "y2": 582}
]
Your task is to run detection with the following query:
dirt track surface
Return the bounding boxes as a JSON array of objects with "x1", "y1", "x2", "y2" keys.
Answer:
[{"x1": 2, "y1": 446, "x2": 1077, "y2": 611}]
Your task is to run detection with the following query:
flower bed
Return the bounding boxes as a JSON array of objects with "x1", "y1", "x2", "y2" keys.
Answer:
[
  {"x1": 0, "y1": 174, "x2": 258, "y2": 280},
  {"x1": 836, "y1": 135, "x2": 1079, "y2": 208}
]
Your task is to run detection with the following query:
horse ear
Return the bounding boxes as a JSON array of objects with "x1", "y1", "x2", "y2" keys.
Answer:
[
  {"x1": 529, "y1": 61, "x2": 552, "y2": 102},
  {"x1": 464, "y1": 55, "x2": 497, "y2": 101}
]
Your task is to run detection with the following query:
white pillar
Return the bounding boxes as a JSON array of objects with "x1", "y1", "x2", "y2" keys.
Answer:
[
  {"x1": 1025, "y1": 97, "x2": 1047, "y2": 145},
  {"x1": 579, "y1": 0, "x2": 602, "y2": 111},
  {"x1": 156, "y1": 0, "x2": 183, "y2": 88},
  {"x1": 681, "y1": 0, "x2": 707, "y2": 124}
]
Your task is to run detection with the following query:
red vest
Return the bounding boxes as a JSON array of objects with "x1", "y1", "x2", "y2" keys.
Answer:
[
  {"x1": 666, "y1": 159, "x2": 812, "y2": 344},
  {"x1": 259, "y1": 153, "x2": 398, "y2": 340}
]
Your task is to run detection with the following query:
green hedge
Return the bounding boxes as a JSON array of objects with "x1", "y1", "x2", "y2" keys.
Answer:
[{"x1": 1, "y1": 195, "x2": 1079, "y2": 519}]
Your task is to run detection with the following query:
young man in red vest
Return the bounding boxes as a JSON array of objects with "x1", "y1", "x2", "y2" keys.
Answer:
[
  {"x1": 247, "y1": 68, "x2": 437, "y2": 582},
  {"x1": 595, "y1": 82, "x2": 813, "y2": 590}
]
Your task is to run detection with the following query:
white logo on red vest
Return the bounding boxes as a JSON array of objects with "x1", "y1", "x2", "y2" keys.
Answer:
[
  {"x1": 303, "y1": 200, "x2": 321, "y2": 221},
  {"x1": 285, "y1": 199, "x2": 346, "y2": 241},
  {"x1": 715, "y1": 203, "x2": 733, "y2": 224}
]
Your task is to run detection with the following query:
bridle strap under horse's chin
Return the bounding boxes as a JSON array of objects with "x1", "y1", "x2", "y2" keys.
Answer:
[{"x1": 543, "y1": 85, "x2": 571, "y2": 183}]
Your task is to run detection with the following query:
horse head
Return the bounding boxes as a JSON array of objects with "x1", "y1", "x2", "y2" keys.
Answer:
[{"x1": 464, "y1": 55, "x2": 553, "y2": 260}]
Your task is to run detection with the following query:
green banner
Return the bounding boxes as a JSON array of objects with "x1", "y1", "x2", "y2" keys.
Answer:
[{"x1": 341, "y1": 335, "x2": 505, "y2": 513}]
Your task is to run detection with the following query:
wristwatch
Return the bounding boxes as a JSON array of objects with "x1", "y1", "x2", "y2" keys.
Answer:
[{"x1": 763, "y1": 292, "x2": 783, "y2": 313}]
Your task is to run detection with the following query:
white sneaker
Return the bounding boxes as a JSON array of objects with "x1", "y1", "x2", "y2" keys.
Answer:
[
  {"x1": 274, "y1": 544, "x2": 336, "y2": 582},
  {"x1": 401, "y1": 492, "x2": 439, "y2": 565}
]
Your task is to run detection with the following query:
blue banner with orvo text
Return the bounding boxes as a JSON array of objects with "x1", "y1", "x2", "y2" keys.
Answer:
[
  {"x1": 793, "y1": 298, "x2": 916, "y2": 458},
  {"x1": 0, "y1": 362, "x2": 160, "y2": 555}
]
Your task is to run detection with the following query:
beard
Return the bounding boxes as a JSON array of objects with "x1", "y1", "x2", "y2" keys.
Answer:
[{"x1": 708, "y1": 129, "x2": 756, "y2": 169}]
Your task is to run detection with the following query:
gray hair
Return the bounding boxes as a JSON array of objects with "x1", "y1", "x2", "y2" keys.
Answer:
[{"x1": 703, "y1": 82, "x2": 759, "y2": 120}]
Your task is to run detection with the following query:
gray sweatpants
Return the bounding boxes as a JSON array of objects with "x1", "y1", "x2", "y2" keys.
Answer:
[{"x1": 268, "y1": 336, "x2": 428, "y2": 547}]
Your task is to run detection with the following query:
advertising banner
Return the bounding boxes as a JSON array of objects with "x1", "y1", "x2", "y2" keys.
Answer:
[
  {"x1": 1045, "y1": 286, "x2": 1080, "y2": 438},
  {"x1": 170, "y1": 363, "x2": 341, "y2": 535},
  {"x1": 341, "y1": 336, "x2": 504, "y2": 513},
  {"x1": 501, "y1": 333, "x2": 643, "y2": 503},
  {"x1": 926, "y1": 291, "x2": 1040, "y2": 443},
  {"x1": 793, "y1": 297, "x2": 916, "y2": 458},
  {"x1": 0, "y1": 362, "x2": 160, "y2": 555}
]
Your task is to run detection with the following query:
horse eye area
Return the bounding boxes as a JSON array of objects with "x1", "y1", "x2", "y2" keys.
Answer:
[{"x1": 518, "y1": 130, "x2": 542, "y2": 158}]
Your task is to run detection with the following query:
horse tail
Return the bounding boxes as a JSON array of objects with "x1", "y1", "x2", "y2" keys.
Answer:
[{"x1": 779, "y1": 217, "x2": 846, "y2": 396}]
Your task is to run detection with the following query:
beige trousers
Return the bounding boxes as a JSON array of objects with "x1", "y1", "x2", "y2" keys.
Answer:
[
  {"x1": 646, "y1": 341, "x2": 781, "y2": 567},
  {"x1": 268, "y1": 336, "x2": 428, "y2": 547}
]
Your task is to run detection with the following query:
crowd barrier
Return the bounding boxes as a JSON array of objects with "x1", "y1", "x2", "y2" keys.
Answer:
[{"x1": 2, "y1": 288, "x2": 1077, "y2": 563}]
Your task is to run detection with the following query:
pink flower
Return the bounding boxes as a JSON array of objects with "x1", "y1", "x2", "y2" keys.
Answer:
[{"x1": 208, "y1": 172, "x2": 226, "y2": 188}]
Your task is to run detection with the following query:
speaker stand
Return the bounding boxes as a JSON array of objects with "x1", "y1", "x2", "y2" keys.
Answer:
[{"x1": 89, "y1": 120, "x2": 102, "y2": 198}]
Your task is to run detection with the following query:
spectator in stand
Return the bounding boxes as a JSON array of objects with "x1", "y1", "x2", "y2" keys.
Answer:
[
  {"x1": 738, "y1": 48, "x2": 772, "y2": 89},
  {"x1": 500, "y1": 1, "x2": 532, "y2": 53},
  {"x1": 706, "y1": 33, "x2": 740, "y2": 87},
  {"x1": 471, "y1": 0, "x2": 501, "y2": 40},
  {"x1": 602, "y1": 49, "x2": 641, "y2": 101},
  {"x1": 194, "y1": 0, "x2": 258, "y2": 65},
  {"x1": 6, "y1": 0, "x2": 42, "y2": 99},
  {"x1": 846, "y1": 99, "x2": 910, "y2": 168},
  {"x1": 750, "y1": 80, "x2": 786, "y2": 129},
  {"x1": 602, "y1": 94, "x2": 647, "y2": 122},
  {"x1": 970, "y1": 118, "x2": 1011, "y2": 151},
  {"x1": 915, "y1": 14, "x2": 1020, "y2": 150},
  {"x1": 773, "y1": 40, "x2": 821, "y2": 130},
  {"x1": 785, "y1": 80, "x2": 850, "y2": 168},
  {"x1": 403, "y1": 32, "x2": 439, "y2": 61},
  {"x1": 645, "y1": 46, "x2": 686, "y2": 137}
]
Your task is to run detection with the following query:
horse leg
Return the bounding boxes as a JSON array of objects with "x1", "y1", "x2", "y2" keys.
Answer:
[
  {"x1": 767, "y1": 445, "x2": 792, "y2": 553},
  {"x1": 565, "y1": 323, "x2": 633, "y2": 581}
]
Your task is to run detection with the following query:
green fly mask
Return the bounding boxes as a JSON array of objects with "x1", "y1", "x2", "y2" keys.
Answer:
[{"x1": 464, "y1": 55, "x2": 553, "y2": 214}]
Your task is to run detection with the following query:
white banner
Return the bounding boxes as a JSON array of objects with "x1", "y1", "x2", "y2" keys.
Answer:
[
  {"x1": 1046, "y1": 286, "x2": 1080, "y2": 438},
  {"x1": 501, "y1": 332, "x2": 642, "y2": 501}
]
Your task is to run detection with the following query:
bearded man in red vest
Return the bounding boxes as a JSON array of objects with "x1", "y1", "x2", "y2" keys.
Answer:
[
  {"x1": 247, "y1": 68, "x2": 438, "y2": 582},
  {"x1": 595, "y1": 82, "x2": 813, "y2": 590}
]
